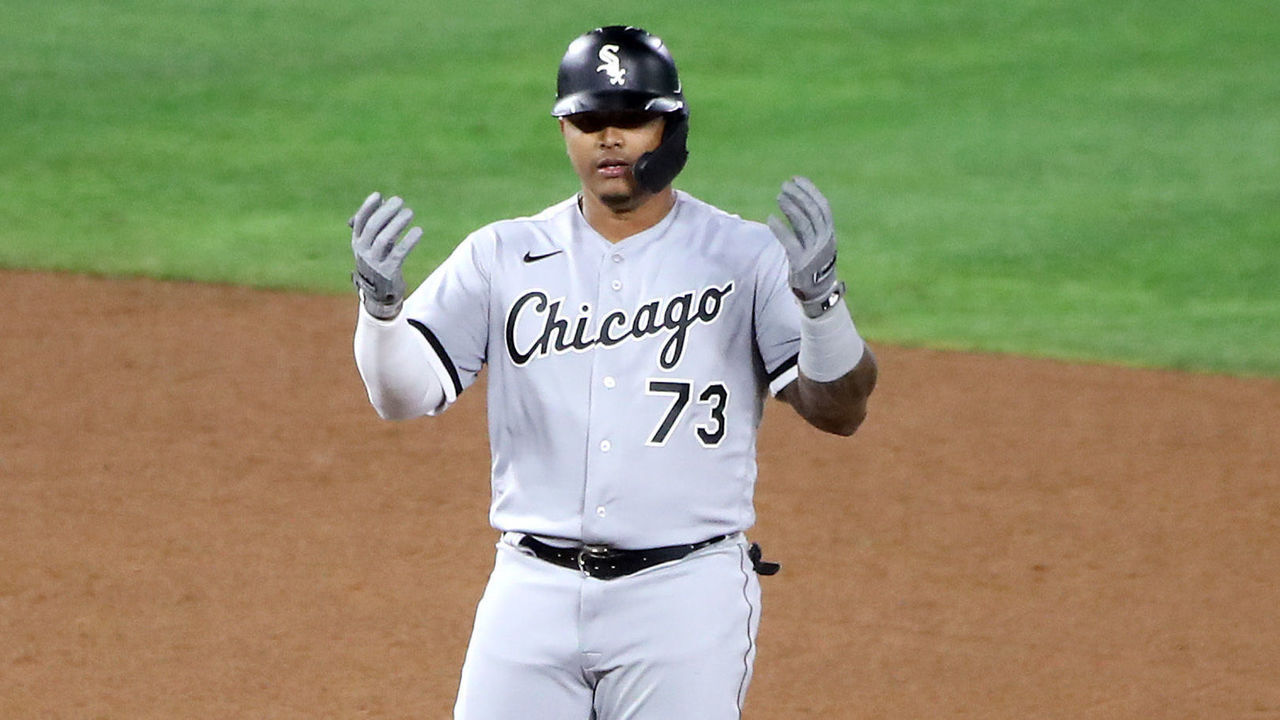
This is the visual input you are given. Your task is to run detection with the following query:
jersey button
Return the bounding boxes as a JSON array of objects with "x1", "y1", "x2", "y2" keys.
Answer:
[
  {"x1": 602, "y1": 376, "x2": 616, "y2": 389},
  {"x1": 611, "y1": 253, "x2": 623, "y2": 263},
  {"x1": 600, "y1": 440, "x2": 612, "y2": 452},
  {"x1": 611, "y1": 280, "x2": 622, "y2": 291},
  {"x1": 596, "y1": 505, "x2": 607, "y2": 518}
]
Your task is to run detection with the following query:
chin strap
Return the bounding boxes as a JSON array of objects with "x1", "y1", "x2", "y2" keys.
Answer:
[{"x1": 633, "y1": 113, "x2": 689, "y2": 193}]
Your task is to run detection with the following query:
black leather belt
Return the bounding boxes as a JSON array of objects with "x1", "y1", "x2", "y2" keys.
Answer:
[{"x1": 518, "y1": 534, "x2": 729, "y2": 580}]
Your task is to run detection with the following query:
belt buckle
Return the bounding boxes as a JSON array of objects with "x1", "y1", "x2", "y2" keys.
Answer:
[{"x1": 576, "y1": 544, "x2": 612, "y2": 576}]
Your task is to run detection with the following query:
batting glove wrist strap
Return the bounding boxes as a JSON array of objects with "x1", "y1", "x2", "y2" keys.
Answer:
[
  {"x1": 799, "y1": 280, "x2": 846, "y2": 319},
  {"x1": 353, "y1": 278, "x2": 404, "y2": 321}
]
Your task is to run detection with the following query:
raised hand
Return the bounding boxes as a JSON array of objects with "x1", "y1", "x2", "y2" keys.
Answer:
[
  {"x1": 350, "y1": 192, "x2": 423, "y2": 320},
  {"x1": 766, "y1": 177, "x2": 845, "y2": 318}
]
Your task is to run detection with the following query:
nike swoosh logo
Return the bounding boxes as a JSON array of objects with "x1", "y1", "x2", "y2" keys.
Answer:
[{"x1": 523, "y1": 249, "x2": 564, "y2": 263}]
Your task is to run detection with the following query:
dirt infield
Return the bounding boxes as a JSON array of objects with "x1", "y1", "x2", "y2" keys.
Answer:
[{"x1": 2, "y1": 269, "x2": 1277, "y2": 719}]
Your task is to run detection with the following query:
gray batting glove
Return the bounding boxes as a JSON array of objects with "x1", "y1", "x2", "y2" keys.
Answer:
[
  {"x1": 349, "y1": 191, "x2": 423, "y2": 320},
  {"x1": 766, "y1": 176, "x2": 846, "y2": 318}
]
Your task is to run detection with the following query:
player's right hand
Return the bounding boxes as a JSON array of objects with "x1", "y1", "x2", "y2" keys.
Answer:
[{"x1": 350, "y1": 191, "x2": 423, "y2": 320}]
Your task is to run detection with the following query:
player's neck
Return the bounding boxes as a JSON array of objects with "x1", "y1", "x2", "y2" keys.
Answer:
[{"x1": 580, "y1": 187, "x2": 676, "y2": 243}]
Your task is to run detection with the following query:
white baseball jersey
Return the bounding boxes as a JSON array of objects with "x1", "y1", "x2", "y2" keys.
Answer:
[{"x1": 394, "y1": 190, "x2": 802, "y2": 548}]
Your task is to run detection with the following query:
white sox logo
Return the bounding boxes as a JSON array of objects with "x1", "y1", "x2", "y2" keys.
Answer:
[
  {"x1": 596, "y1": 44, "x2": 627, "y2": 85},
  {"x1": 505, "y1": 282, "x2": 734, "y2": 370}
]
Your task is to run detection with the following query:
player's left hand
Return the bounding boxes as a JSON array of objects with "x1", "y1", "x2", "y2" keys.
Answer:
[
  {"x1": 350, "y1": 191, "x2": 423, "y2": 320},
  {"x1": 766, "y1": 177, "x2": 845, "y2": 318}
]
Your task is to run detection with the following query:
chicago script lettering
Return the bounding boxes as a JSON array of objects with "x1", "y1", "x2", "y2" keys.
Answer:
[{"x1": 505, "y1": 282, "x2": 734, "y2": 370}]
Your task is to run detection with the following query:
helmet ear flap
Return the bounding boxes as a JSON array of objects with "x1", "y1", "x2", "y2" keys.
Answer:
[{"x1": 633, "y1": 113, "x2": 689, "y2": 193}]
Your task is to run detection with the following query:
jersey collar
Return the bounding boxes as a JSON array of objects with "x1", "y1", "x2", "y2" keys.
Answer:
[{"x1": 572, "y1": 190, "x2": 685, "y2": 253}]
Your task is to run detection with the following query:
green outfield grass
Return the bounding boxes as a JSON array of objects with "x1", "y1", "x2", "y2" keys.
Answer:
[{"x1": 2, "y1": 0, "x2": 1277, "y2": 375}]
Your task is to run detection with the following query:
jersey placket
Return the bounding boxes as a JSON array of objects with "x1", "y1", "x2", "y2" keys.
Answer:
[{"x1": 579, "y1": 247, "x2": 629, "y2": 542}]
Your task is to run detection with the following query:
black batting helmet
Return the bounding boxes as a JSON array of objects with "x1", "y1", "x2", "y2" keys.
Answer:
[
  {"x1": 552, "y1": 26, "x2": 690, "y2": 192},
  {"x1": 551, "y1": 26, "x2": 686, "y2": 118}
]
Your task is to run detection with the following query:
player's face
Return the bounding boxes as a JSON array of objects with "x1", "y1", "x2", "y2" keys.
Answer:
[{"x1": 560, "y1": 111, "x2": 666, "y2": 211}]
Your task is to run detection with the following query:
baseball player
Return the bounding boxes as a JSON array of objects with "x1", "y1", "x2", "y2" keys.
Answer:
[{"x1": 350, "y1": 26, "x2": 877, "y2": 720}]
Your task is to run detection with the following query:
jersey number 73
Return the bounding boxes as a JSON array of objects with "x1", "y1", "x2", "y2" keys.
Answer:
[{"x1": 645, "y1": 379, "x2": 729, "y2": 448}]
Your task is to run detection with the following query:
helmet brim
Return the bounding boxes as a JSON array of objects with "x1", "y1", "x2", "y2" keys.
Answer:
[{"x1": 551, "y1": 90, "x2": 684, "y2": 117}]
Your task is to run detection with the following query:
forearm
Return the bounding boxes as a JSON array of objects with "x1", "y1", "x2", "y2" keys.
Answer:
[
  {"x1": 790, "y1": 348, "x2": 877, "y2": 435},
  {"x1": 353, "y1": 302, "x2": 446, "y2": 420},
  {"x1": 784, "y1": 299, "x2": 878, "y2": 435}
]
